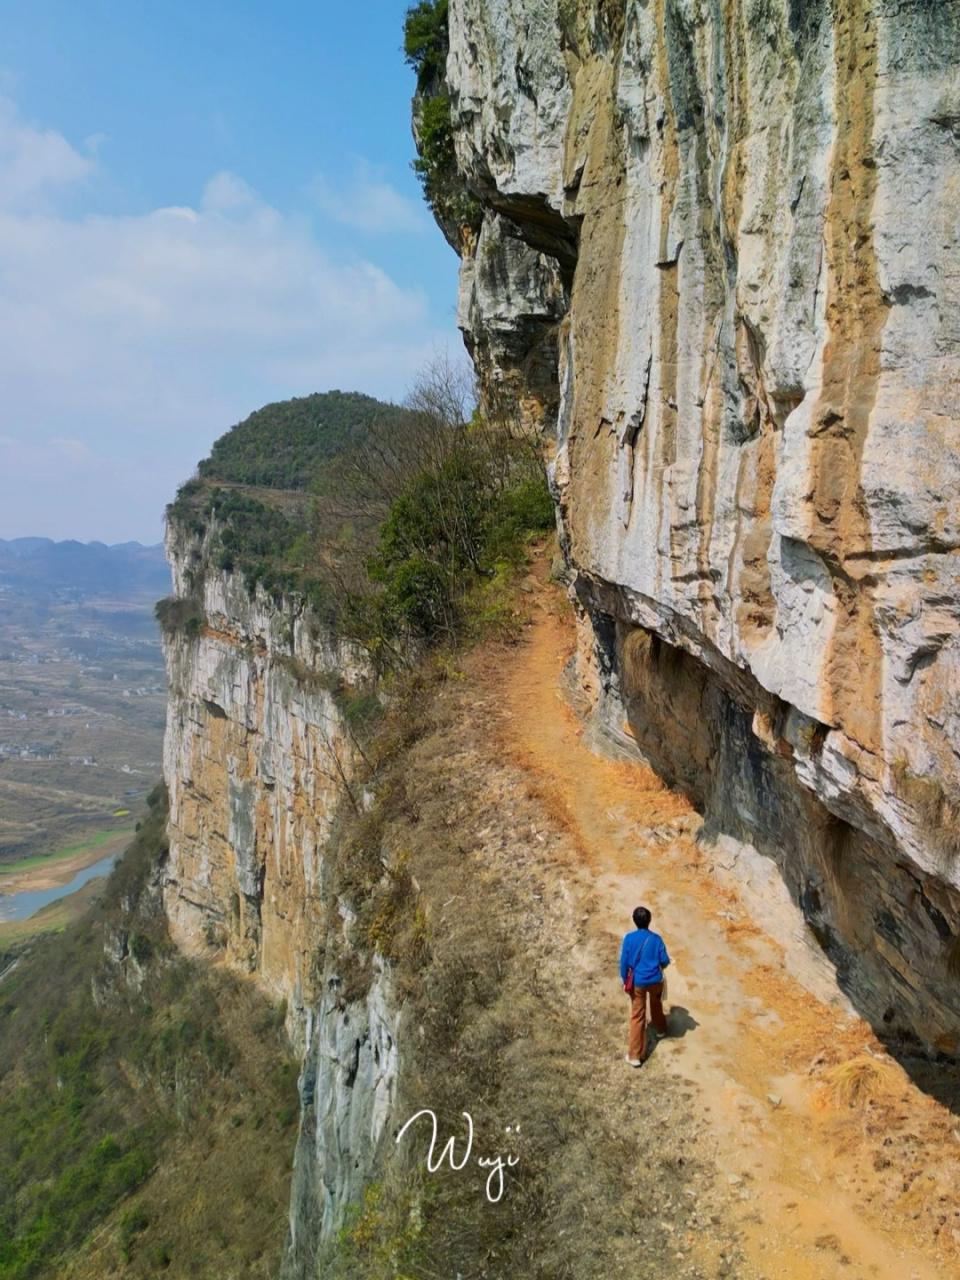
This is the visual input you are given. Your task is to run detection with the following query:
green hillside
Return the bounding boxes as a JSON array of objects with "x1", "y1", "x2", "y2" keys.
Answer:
[
  {"x1": 0, "y1": 789, "x2": 298, "y2": 1279},
  {"x1": 196, "y1": 390, "x2": 411, "y2": 491},
  {"x1": 162, "y1": 370, "x2": 553, "y2": 662}
]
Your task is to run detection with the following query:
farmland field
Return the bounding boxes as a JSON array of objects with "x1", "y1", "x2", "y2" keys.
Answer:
[{"x1": 0, "y1": 538, "x2": 169, "y2": 869}]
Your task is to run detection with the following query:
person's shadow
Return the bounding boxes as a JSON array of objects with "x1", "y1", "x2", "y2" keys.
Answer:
[
  {"x1": 646, "y1": 1006, "x2": 698, "y2": 1060},
  {"x1": 665, "y1": 1005, "x2": 698, "y2": 1038}
]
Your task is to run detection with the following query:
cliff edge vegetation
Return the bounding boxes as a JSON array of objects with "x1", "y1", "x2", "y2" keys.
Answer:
[{"x1": 405, "y1": 0, "x2": 479, "y2": 244}]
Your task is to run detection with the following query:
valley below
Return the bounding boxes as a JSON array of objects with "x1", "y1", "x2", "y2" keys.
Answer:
[
  {"x1": 0, "y1": 538, "x2": 169, "y2": 941},
  {"x1": 0, "y1": 539, "x2": 168, "y2": 874}
]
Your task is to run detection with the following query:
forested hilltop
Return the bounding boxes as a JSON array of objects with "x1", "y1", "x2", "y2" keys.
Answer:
[
  {"x1": 195, "y1": 390, "x2": 413, "y2": 492},
  {"x1": 165, "y1": 388, "x2": 415, "y2": 617}
]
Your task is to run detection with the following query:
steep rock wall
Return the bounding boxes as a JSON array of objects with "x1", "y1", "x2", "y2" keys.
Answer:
[
  {"x1": 163, "y1": 520, "x2": 352, "y2": 1019},
  {"x1": 443, "y1": 0, "x2": 960, "y2": 1049},
  {"x1": 161, "y1": 518, "x2": 398, "y2": 1265},
  {"x1": 281, "y1": 966, "x2": 398, "y2": 1279}
]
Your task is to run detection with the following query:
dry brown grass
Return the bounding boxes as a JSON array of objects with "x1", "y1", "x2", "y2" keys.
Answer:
[
  {"x1": 515, "y1": 762, "x2": 593, "y2": 863},
  {"x1": 821, "y1": 1055, "x2": 903, "y2": 1109},
  {"x1": 890, "y1": 757, "x2": 960, "y2": 870},
  {"x1": 620, "y1": 626, "x2": 655, "y2": 695}
]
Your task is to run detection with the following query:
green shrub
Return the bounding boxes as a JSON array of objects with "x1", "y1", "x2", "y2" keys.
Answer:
[
  {"x1": 351, "y1": 430, "x2": 552, "y2": 654},
  {"x1": 491, "y1": 471, "x2": 556, "y2": 546},
  {"x1": 154, "y1": 595, "x2": 206, "y2": 638},
  {"x1": 412, "y1": 94, "x2": 480, "y2": 234},
  {"x1": 404, "y1": 0, "x2": 449, "y2": 90},
  {"x1": 117, "y1": 1202, "x2": 149, "y2": 1260},
  {"x1": 128, "y1": 932, "x2": 153, "y2": 965},
  {"x1": 342, "y1": 692, "x2": 383, "y2": 729},
  {"x1": 150, "y1": 1244, "x2": 172, "y2": 1269}
]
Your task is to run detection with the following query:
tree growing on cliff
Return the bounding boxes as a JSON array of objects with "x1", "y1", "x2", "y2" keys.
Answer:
[
  {"x1": 403, "y1": 0, "x2": 449, "y2": 93},
  {"x1": 404, "y1": 0, "x2": 480, "y2": 243}
]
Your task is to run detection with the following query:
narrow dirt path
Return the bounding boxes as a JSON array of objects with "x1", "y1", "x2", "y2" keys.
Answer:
[{"x1": 490, "y1": 557, "x2": 960, "y2": 1280}]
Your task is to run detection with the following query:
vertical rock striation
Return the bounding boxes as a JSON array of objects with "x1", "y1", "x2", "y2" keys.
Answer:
[
  {"x1": 438, "y1": 0, "x2": 960, "y2": 1049},
  {"x1": 162, "y1": 518, "x2": 352, "y2": 1019},
  {"x1": 281, "y1": 967, "x2": 399, "y2": 1279}
]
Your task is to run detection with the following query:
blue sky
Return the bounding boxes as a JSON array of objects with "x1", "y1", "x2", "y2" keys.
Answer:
[{"x1": 0, "y1": 0, "x2": 460, "y2": 542}]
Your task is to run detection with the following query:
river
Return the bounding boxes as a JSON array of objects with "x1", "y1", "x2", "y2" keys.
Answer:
[{"x1": 0, "y1": 852, "x2": 117, "y2": 922}]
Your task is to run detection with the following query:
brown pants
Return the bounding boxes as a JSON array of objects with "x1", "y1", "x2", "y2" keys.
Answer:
[{"x1": 629, "y1": 981, "x2": 668, "y2": 1061}]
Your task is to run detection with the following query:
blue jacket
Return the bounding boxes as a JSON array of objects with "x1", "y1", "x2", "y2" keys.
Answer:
[{"x1": 620, "y1": 928, "x2": 670, "y2": 986}]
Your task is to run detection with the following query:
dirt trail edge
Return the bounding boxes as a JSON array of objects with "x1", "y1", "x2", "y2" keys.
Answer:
[{"x1": 487, "y1": 554, "x2": 960, "y2": 1280}]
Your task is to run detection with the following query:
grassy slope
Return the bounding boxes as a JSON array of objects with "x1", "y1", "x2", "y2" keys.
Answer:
[{"x1": 0, "y1": 787, "x2": 298, "y2": 1280}]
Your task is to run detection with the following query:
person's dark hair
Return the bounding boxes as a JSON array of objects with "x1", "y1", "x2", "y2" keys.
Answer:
[{"x1": 632, "y1": 906, "x2": 651, "y2": 930}]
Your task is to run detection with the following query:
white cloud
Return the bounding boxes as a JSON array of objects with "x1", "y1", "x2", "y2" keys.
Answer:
[
  {"x1": 0, "y1": 98, "x2": 456, "y2": 542},
  {"x1": 311, "y1": 158, "x2": 426, "y2": 235},
  {"x1": 0, "y1": 96, "x2": 94, "y2": 210}
]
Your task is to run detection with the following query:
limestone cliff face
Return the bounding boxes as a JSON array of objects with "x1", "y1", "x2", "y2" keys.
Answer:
[
  {"x1": 281, "y1": 966, "x2": 398, "y2": 1278},
  {"x1": 161, "y1": 516, "x2": 398, "y2": 1264},
  {"x1": 443, "y1": 0, "x2": 960, "y2": 1049},
  {"x1": 163, "y1": 519, "x2": 352, "y2": 1017}
]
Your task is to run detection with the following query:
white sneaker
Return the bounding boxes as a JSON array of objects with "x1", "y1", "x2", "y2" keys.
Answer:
[{"x1": 624, "y1": 1055, "x2": 642, "y2": 1068}]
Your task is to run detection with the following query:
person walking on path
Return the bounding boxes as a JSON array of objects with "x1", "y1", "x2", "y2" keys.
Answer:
[{"x1": 620, "y1": 906, "x2": 671, "y2": 1066}]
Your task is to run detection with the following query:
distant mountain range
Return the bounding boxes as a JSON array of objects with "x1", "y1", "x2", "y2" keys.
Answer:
[{"x1": 0, "y1": 539, "x2": 170, "y2": 600}]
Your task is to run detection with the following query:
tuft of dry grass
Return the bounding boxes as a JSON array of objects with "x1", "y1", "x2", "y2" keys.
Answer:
[
  {"x1": 890, "y1": 758, "x2": 960, "y2": 870},
  {"x1": 821, "y1": 1054, "x2": 903, "y2": 1109},
  {"x1": 620, "y1": 626, "x2": 655, "y2": 695}
]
